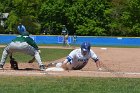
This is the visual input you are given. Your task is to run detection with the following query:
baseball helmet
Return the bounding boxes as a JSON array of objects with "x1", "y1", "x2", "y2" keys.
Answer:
[{"x1": 81, "y1": 42, "x2": 91, "y2": 52}]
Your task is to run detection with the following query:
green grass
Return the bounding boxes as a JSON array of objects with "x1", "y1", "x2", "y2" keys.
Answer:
[
  {"x1": 0, "y1": 48, "x2": 72, "y2": 63},
  {"x1": 0, "y1": 76, "x2": 140, "y2": 93}
]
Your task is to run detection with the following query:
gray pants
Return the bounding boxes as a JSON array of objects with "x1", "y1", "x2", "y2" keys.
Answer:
[{"x1": 0, "y1": 42, "x2": 44, "y2": 66}]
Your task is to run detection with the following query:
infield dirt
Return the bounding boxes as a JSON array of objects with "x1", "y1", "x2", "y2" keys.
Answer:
[{"x1": 0, "y1": 46, "x2": 140, "y2": 78}]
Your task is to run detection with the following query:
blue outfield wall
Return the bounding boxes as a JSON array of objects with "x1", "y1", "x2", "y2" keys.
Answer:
[{"x1": 0, "y1": 34, "x2": 140, "y2": 46}]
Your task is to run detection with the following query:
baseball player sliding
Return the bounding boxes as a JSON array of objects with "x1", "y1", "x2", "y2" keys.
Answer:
[
  {"x1": 0, "y1": 31, "x2": 45, "y2": 71},
  {"x1": 46, "y1": 42, "x2": 103, "y2": 71}
]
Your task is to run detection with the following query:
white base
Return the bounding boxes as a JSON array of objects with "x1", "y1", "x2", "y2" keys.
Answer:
[{"x1": 46, "y1": 67, "x2": 65, "y2": 71}]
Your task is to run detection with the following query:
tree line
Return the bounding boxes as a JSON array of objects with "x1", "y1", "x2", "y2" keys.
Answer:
[{"x1": 0, "y1": 0, "x2": 140, "y2": 36}]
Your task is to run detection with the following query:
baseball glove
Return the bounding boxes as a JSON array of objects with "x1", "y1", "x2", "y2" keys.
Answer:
[
  {"x1": 10, "y1": 58, "x2": 19, "y2": 70},
  {"x1": 28, "y1": 57, "x2": 35, "y2": 63}
]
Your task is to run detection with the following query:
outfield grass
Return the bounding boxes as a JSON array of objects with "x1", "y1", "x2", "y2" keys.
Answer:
[{"x1": 0, "y1": 76, "x2": 140, "y2": 93}]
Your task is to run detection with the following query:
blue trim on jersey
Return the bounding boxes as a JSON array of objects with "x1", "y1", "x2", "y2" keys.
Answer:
[{"x1": 66, "y1": 56, "x2": 72, "y2": 63}]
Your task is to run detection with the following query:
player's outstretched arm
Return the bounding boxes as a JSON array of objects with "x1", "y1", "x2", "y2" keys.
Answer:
[
  {"x1": 61, "y1": 59, "x2": 68, "y2": 69},
  {"x1": 61, "y1": 59, "x2": 71, "y2": 70},
  {"x1": 95, "y1": 60, "x2": 103, "y2": 71}
]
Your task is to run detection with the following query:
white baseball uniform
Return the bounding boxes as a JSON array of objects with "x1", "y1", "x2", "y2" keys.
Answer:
[{"x1": 66, "y1": 48, "x2": 99, "y2": 70}]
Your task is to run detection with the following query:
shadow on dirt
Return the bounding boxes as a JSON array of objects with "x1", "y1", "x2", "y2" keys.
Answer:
[{"x1": 14, "y1": 68, "x2": 39, "y2": 71}]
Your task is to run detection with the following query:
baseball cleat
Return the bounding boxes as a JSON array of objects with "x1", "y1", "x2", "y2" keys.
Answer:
[
  {"x1": 40, "y1": 65, "x2": 46, "y2": 71},
  {"x1": 0, "y1": 64, "x2": 3, "y2": 70}
]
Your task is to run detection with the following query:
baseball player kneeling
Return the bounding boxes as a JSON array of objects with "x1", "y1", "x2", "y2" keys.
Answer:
[
  {"x1": 46, "y1": 42, "x2": 103, "y2": 71},
  {"x1": 0, "y1": 31, "x2": 45, "y2": 71}
]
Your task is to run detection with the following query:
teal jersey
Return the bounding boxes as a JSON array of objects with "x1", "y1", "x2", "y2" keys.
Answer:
[{"x1": 12, "y1": 35, "x2": 39, "y2": 50}]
